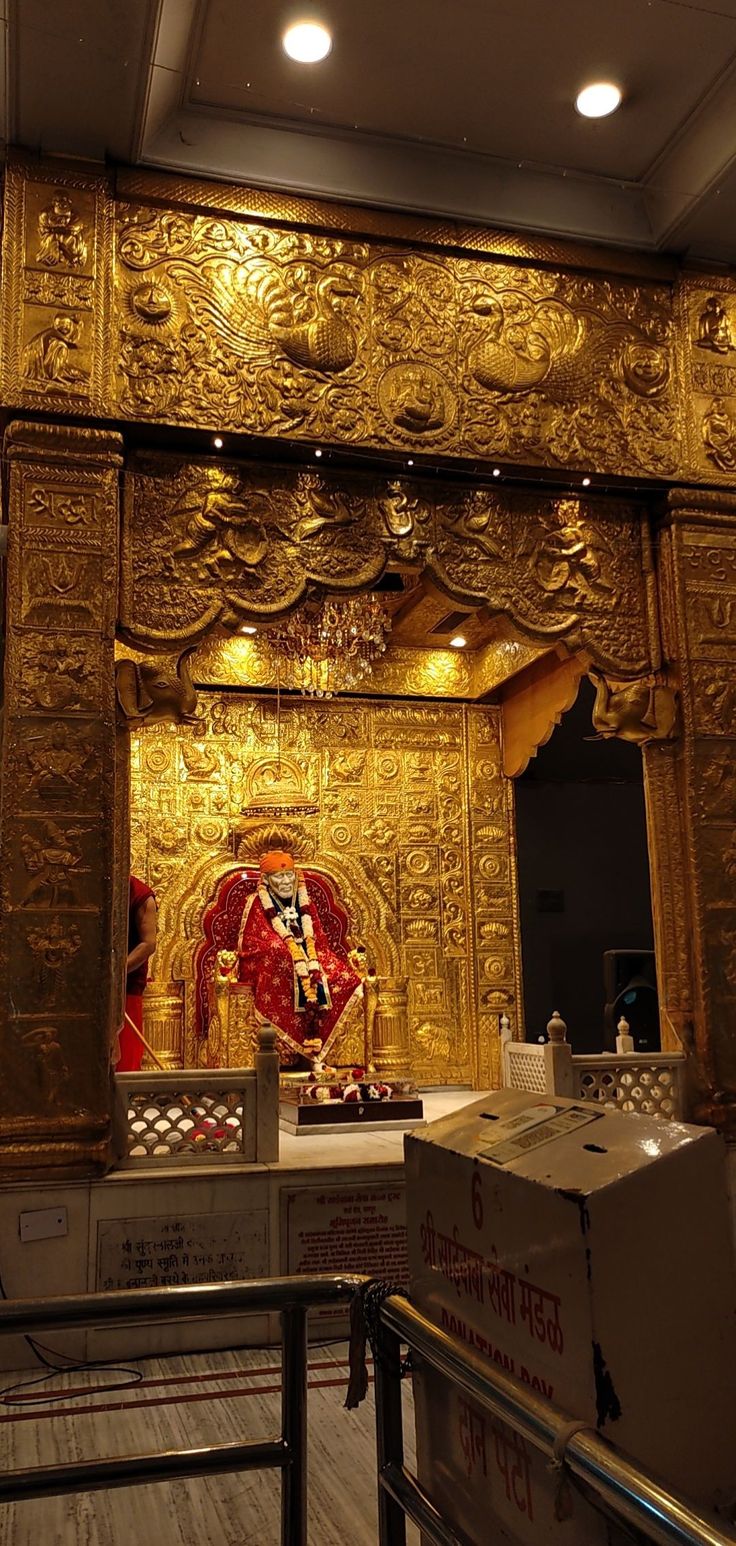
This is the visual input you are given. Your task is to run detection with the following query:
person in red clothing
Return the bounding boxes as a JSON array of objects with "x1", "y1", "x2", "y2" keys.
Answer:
[{"x1": 116, "y1": 875, "x2": 157, "y2": 1072}]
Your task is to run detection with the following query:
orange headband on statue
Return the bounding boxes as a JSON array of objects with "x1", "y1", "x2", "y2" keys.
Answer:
[{"x1": 259, "y1": 850, "x2": 295, "y2": 875}]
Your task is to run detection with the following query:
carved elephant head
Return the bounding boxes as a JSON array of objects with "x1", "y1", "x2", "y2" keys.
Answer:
[
  {"x1": 115, "y1": 647, "x2": 199, "y2": 727},
  {"x1": 589, "y1": 668, "x2": 677, "y2": 745}
]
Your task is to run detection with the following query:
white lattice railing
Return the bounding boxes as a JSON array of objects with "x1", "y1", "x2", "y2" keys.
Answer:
[
  {"x1": 115, "y1": 1027, "x2": 279, "y2": 1167},
  {"x1": 501, "y1": 1013, "x2": 687, "y2": 1121},
  {"x1": 572, "y1": 1056, "x2": 684, "y2": 1120}
]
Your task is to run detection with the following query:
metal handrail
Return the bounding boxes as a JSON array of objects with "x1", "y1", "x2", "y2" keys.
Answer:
[
  {"x1": 374, "y1": 1295, "x2": 734, "y2": 1546},
  {"x1": 0, "y1": 1275, "x2": 731, "y2": 1546},
  {"x1": 0, "y1": 1273, "x2": 361, "y2": 1546}
]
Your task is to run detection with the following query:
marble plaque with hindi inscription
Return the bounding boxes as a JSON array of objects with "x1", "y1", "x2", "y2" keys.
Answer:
[
  {"x1": 96, "y1": 1210, "x2": 269, "y2": 1291},
  {"x1": 284, "y1": 1180, "x2": 407, "y2": 1329}
]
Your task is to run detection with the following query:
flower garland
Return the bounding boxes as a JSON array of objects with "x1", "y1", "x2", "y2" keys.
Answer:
[{"x1": 258, "y1": 870, "x2": 323, "y2": 1006}]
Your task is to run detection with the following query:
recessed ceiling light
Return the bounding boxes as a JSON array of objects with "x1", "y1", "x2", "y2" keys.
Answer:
[
  {"x1": 315, "y1": 447, "x2": 323, "y2": 457},
  {"x1": 239, "y1": 624, "x2": 257, "y2": 636},
  {"x1": 407, "y1": 459, "x2": 414, "y2": 467},
  {"x1": 213, "y1": 435, "x2": 224, "y2": 449},
  {"x1": 283, "y1": 20, "x2": 332, "y2": 63},
  {"x1": 582, "y1": 476, "x2": 591, "y2": 486},
  {"x1": 450, "y1": 635, "x2": 467, "y2": 649},
  {"x1": 575, "y1": 82, "x2": 622, "y2": 119},
  {"x1": 492, "y1": 467, "x2": 501, "y2": 477}
]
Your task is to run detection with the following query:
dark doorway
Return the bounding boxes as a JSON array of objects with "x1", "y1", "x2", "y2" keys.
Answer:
[{"x1": 514, "y1": 676, "x2": 654, "y2": 1054}]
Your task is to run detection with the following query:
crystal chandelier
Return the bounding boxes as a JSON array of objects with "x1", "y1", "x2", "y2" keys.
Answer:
[{"x1": 269, "y1": 594, "x2": 391, "y2": 698}]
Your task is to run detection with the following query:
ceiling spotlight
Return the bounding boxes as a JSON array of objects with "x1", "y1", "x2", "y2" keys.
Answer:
[
  {"x1": 450, "y1": 635, "x2": 467, "y2": 649},
  {"x1": 575, "y1": 82, "x2": 622, "y2": 119},
  {"x1": 239, "y1": 624, "x2": 257, "y2": 636},
  {"x1": 582, "y1": 476, "x2": 591, "y2": 487},
  {"x1": 213, "y1": 435, "x2": 224, "y2": 449},
  {"x1": 492, "y1": 467, "x2": 501, "y2": 477},
  {"x1": 315, "y1": 447, "x2": 323, "y2": 458},
  {"x1": 282, "y1": 20, "x2": 332, "y2": 63},
  {"x1": 407, "y1": 459, "x2": 414, "y2": 467}
]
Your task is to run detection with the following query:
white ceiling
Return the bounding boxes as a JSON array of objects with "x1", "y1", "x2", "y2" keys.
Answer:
[{"x1": 8, "y1": 0, "x2": 736, "y2": 261}]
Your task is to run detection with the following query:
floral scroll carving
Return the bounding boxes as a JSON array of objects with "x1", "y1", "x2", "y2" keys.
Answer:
[{"x1": 106, "y1": 197, "x2": 682, "y2": 478}]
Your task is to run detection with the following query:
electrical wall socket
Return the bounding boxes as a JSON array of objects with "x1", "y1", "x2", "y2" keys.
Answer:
[{"x1": 19, "y1": 1207, "x2": 68, "y2": 1243}]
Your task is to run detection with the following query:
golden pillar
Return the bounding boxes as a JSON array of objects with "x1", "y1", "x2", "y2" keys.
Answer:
[
  {"x1": 372, "y1": 977, "x2": 412, "y2": 1082},
  {"x1": 142, "y1": 984, "x2": 185, "y2": 1070},
  {"x1": 645, "y1": 492, "x2": 736, "y2": 1130},
  {"x1": 0, "y1": 421, "x2": 123, "y2": 1176}
]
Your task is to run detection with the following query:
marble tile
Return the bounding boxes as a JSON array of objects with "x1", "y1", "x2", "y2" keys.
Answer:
[{"x1": 0, "y1": 1342, "x2": 419, "y2": 1545}]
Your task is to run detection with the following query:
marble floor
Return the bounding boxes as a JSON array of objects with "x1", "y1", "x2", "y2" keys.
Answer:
[
  {"x1": 0, "y1": 1340, "x2": 418, "y2": 1546},
  {"x1": 276, "y1": 1086, "x2": 484, "y2": 1170}
]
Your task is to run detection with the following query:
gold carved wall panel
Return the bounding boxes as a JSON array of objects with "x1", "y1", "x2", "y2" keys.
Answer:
[
  {"x1": 644, "y1": 494, "x2": 736, "y2": 1128},
  {"x1": 0, "y1": 155, "x2": 717, "y2": 486},
  {"x1": 121, "y1": 454, "x2": 653, "y2": 677},
  {"x1": 108, "y1": 208, "x2": 679, "y2": 476},
  {"x1": 0, "y1": 422, "x2": 123, "y2": 1176},
  {"x1": 1, "y1": 162, "x2": 112, "y2": 416},
  {"x1": 129, "y1": 693, "x2": 518, "y2": 1089}
]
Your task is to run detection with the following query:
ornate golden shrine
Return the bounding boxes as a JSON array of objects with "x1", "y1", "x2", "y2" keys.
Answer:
[
  {"x1": 0, "y1": 152, "x2": 734, "y2": 1177},
  {"x1": 129, "y1": 689, "x2": 518, "y2": 1090}
]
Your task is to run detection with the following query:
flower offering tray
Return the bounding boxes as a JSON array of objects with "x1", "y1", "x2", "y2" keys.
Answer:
[{"x1": 278, "y1": 1092, "x2": 425, "y2": 1131}]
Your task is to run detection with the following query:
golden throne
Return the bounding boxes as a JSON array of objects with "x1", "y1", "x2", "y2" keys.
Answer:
[{"x1": 194, "y1": 864, "x2": 372, "y2": 1072}]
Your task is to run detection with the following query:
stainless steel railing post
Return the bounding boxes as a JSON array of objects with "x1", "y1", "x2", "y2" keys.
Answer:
[
  {"x1": 374, "y1": 1317, "x2": 407, "y2": 1546},
  {"x1": 281, "y1": 1305, "x2": 308, "y2": 1546}
]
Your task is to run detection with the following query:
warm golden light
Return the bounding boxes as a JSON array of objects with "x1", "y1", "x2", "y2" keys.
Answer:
[
  {"x1": 282, "y1": 20, "x2": 332, "y2": 62},
  {"x1": 575, "y1": 82, "x2": 622, "y2": 118}
]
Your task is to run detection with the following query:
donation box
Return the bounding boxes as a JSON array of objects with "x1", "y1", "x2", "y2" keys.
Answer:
[{"x1": 405, "y1": 1090, "x2": 736, "y2": 1545}]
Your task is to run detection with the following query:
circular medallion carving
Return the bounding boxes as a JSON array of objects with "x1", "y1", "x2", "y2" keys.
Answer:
[
  {"x1": 144, "y1": 745, "x2": 172, "y2": 774},
  {"x1": 330, "y1": 824, "x2": 352, "y2": 847},
  {"x1": 378, "y1": 363, "x2": 455, "y2": 437},
  {"x1": 405, "y1": 849, "x2": 433, "y2": 876},
  {"x1": 376, "y1": 753, "x2": 400, "y2": 781}
]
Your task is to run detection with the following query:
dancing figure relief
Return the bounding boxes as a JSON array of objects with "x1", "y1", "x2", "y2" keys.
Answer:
[
  {"x1": 35, "y1": 194, "x2": 88, "y2": 271},
  {"x1": 19, "y1": 821, "x2": 90, "y2": 909},
  {"x1": 519, "y1": 513, "x2": 614, "y2": 608},
  {"x1": 166, "y1": 468, "x2": 359, "y2": 588}
]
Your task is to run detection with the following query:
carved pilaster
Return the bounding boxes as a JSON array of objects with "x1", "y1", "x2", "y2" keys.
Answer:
[
  {"x1": 372, "y1": 977, "x2": 412, "y2": 1082},
  {"x1": 652, "y1": 492, "x2": 736, "y2": 1129},
  {"x1": 0, "y1": 420, "x2": 123, "y2": 1176}
]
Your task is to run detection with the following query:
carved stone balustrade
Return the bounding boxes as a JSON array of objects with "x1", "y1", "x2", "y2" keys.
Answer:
[
  {"x1": 502, "y1": 1035, "x2": 687, "y2": 1122},
  {"x1": 115, "y1": 1027, "x2": 279, "y2": 1167}
]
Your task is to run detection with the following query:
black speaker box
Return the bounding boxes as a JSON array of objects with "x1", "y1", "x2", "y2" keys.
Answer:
[{"x1": 602, "y1": 948, "x2": 660, "y2": 1053}]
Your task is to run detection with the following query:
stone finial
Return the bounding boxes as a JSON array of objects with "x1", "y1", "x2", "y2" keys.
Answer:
[
  {"x1": 258, "y1": 1021, "x2": 277, "y2": 1054},
  {"x1": 615, "y1": 1014, "x2": 635, "y2": 1055},
  {"x1": 500, "y1": 1012, "x2": 512, "y2": 1042},
  {"x1": 547, "y1": 1010, "x2": 567, "y2": 1044}
]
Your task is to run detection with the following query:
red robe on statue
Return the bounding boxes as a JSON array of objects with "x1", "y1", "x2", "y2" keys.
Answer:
[{"x1": 237, "y1": 886, "x2": 362, "y2": 1063}]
